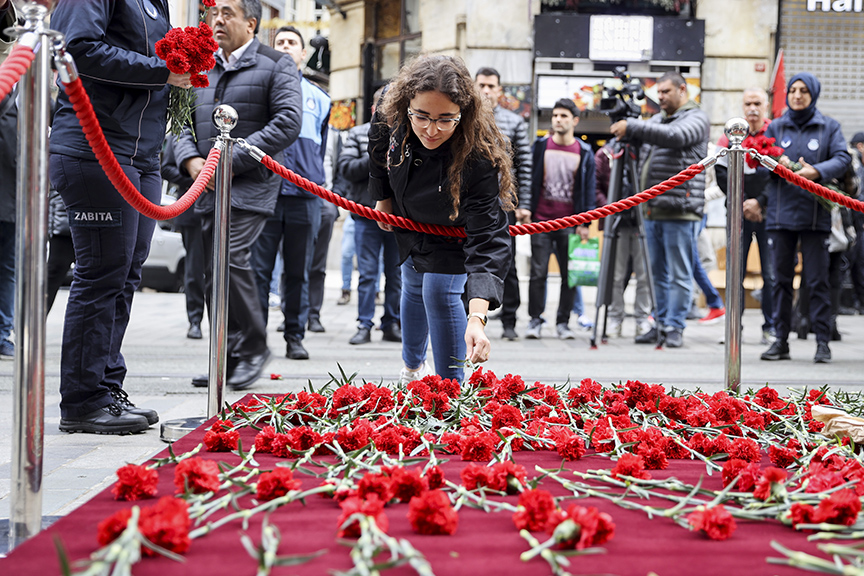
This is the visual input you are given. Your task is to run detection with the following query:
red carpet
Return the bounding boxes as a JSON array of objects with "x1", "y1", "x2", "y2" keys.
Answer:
[{"x1": 3, "y1": 411, "x2": 826, "y2": 576}]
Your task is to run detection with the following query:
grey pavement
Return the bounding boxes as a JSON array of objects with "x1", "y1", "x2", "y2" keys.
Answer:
[{"x1": 2, "y1": 254, "x2": 864, "y2": 552}]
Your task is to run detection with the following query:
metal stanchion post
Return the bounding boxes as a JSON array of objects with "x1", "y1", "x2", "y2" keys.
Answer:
[
  {"x1": 724, "y1": 118, "x2": 748, "y2": 393},
  {"x1": 9, "y1": 3, "x2": 52, "y2": 550},
  {"x1": 160, "y1": 105, "x2": 237, "y2": 442}
]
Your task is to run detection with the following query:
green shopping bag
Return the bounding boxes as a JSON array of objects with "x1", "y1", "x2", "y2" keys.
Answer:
[{"x1": 568, "y1": 236, "x2": 600, "y2": 288}]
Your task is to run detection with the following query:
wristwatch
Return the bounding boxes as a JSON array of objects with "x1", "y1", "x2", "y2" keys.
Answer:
[{"x1": 467, "y1": 312, "x2": 488, "y2": 326}]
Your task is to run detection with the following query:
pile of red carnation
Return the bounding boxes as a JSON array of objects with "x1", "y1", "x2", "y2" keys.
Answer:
[{"x1": 155, "y1": 23, "x2": 218, "y2": 88}]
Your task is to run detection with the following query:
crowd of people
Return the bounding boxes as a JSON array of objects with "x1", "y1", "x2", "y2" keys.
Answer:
[{"x1": 3, "y1": 0, "x2": 864, "y2": 436}]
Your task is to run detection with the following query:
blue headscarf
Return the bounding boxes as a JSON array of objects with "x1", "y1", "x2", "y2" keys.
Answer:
[{"x1": 786, "y1": 72, "x2": 820, "y2": 126}]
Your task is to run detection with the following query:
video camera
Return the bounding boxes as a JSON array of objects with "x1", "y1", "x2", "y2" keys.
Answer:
[{"x1": 599, "y1": 66, "x2": 644, "y2": 124}]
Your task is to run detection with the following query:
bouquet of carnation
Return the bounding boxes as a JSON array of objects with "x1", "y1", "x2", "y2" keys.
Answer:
[{"x1": 155, "y1": 21, "x2": 219, "y2": 137}]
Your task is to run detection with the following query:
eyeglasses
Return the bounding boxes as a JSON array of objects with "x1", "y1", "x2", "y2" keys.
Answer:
[{"x1": 407, "y1": 108, "x2": 461, "y2": 131}]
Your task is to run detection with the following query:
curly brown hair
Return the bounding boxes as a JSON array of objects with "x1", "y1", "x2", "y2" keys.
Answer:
[{"x1": 376, "y1": 54, "x2": 516, "y2": 220}]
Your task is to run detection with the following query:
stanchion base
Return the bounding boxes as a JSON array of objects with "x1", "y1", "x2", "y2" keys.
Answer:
[
  {"x1": 160, "y1": 417, "x2": 206, "y2": 443},
  {"x1": 0, "y1": 516, "x2": 61, "y2": 556}
]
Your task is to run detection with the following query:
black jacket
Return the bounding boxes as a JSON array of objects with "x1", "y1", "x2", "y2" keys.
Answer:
[
  {"x1": 161, "y1": 135, "x2": 199, "y2": 228},
  {"x1": 367, "y1": 120, "x2": 511, "y2": 309},
  {"x1": 0, "y1": 2, "x2": 16, "y2": 224},
  {"x1": 493, "y1": 106, "x2": 532, "y2": 209},
  {"x1": 175, "y1": 38, "x2": 302, "y2": 216},
  {"x1": 338, "y1": 122, "x2": 373, "y2": 219},
  {"x1": 528, "y1": 137, "x2": 596, "y2": 220},
  {"x1": 627, "y1": 100, "x2": 709, "y2": 220},
  {"x1": 50, "y1": 0, "x2": 172, "y2": 172}
]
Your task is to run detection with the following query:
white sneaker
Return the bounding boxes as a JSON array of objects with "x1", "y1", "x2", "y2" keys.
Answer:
[
  {"x1": 577, "y1": 314, "x2": 594, "y2": 331},
  {"x1": 268, "y1": 292, "x2": 281, "y2": 309},
  {"x1": 607, "y1": 320, "x2": 623, "y2": 338},
  {"x1": 635, "y1": 320, "x2": 653, "y2": 337},
  {"x1": 525, "y1": 318, "x2": 543, "y2": 340},
  {"x1": 399, "y1": 361, "x2": 432, "y2": 385},
  {"x1": 556, "y1": 323, "x2": 576, "y2": 340}
]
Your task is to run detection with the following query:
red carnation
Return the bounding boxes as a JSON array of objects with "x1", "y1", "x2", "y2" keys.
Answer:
[
  {"x1": 337, "y1": 495, "x2": 388, "y2": 538},
  {"x1": 460, "y1": 431, "x2": 498, "y2": 461},
  {"x1": 112, "y1": 463, "x2": 159, "y2": 501},
  {"x1": 190, "y1": 73, "x2": 209, "y2": 88},
  {"x1": 687, "y1": 505, "x2": 736, "y2": 540},
  {"x1": 203, "y1": 428, "x2": 239, "y2": 452},
  {"x1": 97, "y1": 497, "x2": 191, "y2": 556},
  {"x1": 728, "y1": 438, "x2": 761, "y2": 463},
  {"x1": 512, "y1": 489, "x2": 556, "y2": 531},
  {"x1": 174, "y1": 457, "x2": 220, "y2": 494},
  {"x1": 491, "y1": 461, "x2": 527, "y2": 494},
  {"x1": 424, "y1": 465, "x2": 445, "y2": 490},
  {"x1": 555, "y1": 433, "x2": 586, "y2": 462},
  {"x1": 611, "y1": 453, "x2": 651, "y2": 480},
  {"x1": 491, "y1": 404, "x2": 524, "y2": 430},
  {"x1": 814, "y1": 489, "x2": 861, "y2": 526},
  {"x1": 789, "y1": 503, "x2": 817, "y2": 526},
  {"x1": 357, "y1": 472, "x2": 395, "y2": 503},
  {"x1": 546, "y1": 504, "x2": 615, "y2": 550},
  {"x1": 256, "y1": 468, "x2": 302, "y2": 501},
  {"x1": 407, "y1": 490, "x2": 458, "y2": 535},
  {"x1": 460, "y1": 463, "x2": 500, "y2": 491},
  {"x1": 753, "y1": 467, "x2": 787, "y2": 501},
  {"x1": 769, "y1": 444, "x2": 799, "y2": 468},
  {"x1": 254, "y1": 425, "x2": 277, "y2": 453},
  {"x1": 387, "y1": 467, "x2": 429, "y2": 503},
  {"x1": 721, "y1": 459, "x2": 761, "y2": 491}
]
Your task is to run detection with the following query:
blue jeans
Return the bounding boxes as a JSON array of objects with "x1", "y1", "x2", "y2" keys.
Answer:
[
  {"x1": 693, "y1": 215, "x2": 723, "y2": 309},
  {"x1": 50, "y1": 154, "x2": 159, "y2": 418},
  {"x1": 341, "y1": 217, "x2": 355, "y2": 291},
  {"x1": 401, "y1": 257, "x2": 466, "y2": 381},
  {"x1": 355, "y1": 218, "x2": 400, "y2": 330},
  {"x1": 645, "y1": 219, "x2": 698, "y2": 332},
  {"x1": 571, "y1": 286, "x2": 583, "y2": 317},
  {"x1": 0, "y1": 221, "x2": 14, "y2": 345}
]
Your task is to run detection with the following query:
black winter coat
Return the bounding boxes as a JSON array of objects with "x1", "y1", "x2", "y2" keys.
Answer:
[
  {"x1": 627, "y1": 101, "x2": 709, "y2": 220},
  {"x1": 367, "y1": 121, "x2": 511, "y2": 309},
  {"x1": 338, "y1": 122, "x2": 373, "y2": 219},
  {"x1": 493, "y1": 106, "x2": 532, "y2": 210},
  {"x1": 49, "y1": 0, "x2": 172, "y2": 172},
  {"x1": 175, "y1": 38, "x2": 302, "y2": 216}
]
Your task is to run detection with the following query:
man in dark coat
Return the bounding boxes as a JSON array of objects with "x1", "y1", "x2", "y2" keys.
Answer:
[{"x1": 176, "y1": 0, "x2": 302, "y2": 390}]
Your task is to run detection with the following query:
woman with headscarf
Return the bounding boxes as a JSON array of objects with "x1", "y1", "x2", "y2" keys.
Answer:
[{"x1": 758, "y1": 72, "x2": 851, "y2": 364}]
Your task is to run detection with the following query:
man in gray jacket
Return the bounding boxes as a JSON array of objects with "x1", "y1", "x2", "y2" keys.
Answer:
[
  {"x1": 177, "y1": 0, "x2": 302, "y2": 390},
  {"x1": 610, "y1": 72, "x2": 709, "y2": 348},
  {"x1": 475, "y1": 67, "x2": 532, "y2": 340}
]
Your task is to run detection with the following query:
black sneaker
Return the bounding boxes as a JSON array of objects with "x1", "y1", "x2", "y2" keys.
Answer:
[
  {"x1": 59, "y1": 403, "x2": 150, "y2": 435},
  {"x1": 665, "y1": 329, "x2": 683, "y2": 348},
  {"x1": 814, "y1": 342, "x2": 831, "y2": 364},
  {"x1": 110, "y1": 387, "x2": 158, "y2": 425},
  {"x1": 760, "y1": 340, "x2": 791, "y2": 361},
  {"x1": 635, "y1": 327, "x2": 659, "y2": 344}
]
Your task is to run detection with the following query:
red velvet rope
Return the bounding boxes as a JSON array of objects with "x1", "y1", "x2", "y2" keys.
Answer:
[
  {"x1": 773, "y1": 163, "x2": 864, "y2": 214},
  {"x1": 63, "y1": 77, "x2": 219, "y2": 221},
  {"x1": 261, "y1": 154, "x2": 706, "y2": 238},
  {"x1": 0, "y1": 44, "x2": 35, "y2": 102}
]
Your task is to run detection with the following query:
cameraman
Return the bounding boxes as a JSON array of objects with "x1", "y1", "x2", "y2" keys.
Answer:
[{"x1": 610, "y1": 72, "x2": 709, "y2": 348}]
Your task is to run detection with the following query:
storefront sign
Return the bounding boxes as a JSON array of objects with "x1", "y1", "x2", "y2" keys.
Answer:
[
  {"x1": 588, "y1": 15, "x2": 653, "y2": 62},
  {"x1": 807, "y1": 0, "x2": 863, "y2": 11}
]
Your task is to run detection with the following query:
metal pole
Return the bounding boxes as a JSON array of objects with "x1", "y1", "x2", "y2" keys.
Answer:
[
  {"x1": 10, "y1": 4, "x2": 51, "y2": 549},
  {"x1": 160, "y1": 106, "x2": 237, "y2": 442},
  {"x1": 208, "y1": 105, "x2": 237, "y2": 418},
  {"x1": 723, "y1": 118, "x2": 748, "y2": 393}
]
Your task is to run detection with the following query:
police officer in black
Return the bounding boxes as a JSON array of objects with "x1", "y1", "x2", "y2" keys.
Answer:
[{"x1": 50, "y1": 0, "x2": 192, "y2": 434}]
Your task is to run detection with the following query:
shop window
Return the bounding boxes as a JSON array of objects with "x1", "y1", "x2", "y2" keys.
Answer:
[{"x1": 371, "y1": 0, "x2": 421, "y2": 82}]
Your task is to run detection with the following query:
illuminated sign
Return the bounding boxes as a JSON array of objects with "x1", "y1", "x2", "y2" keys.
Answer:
[
  {"x1": 807, "y1": 0, "x2": 864, "y2": 11},
  {"x1": 589, "y1": 15, "x2": 653, "y2": 62}
]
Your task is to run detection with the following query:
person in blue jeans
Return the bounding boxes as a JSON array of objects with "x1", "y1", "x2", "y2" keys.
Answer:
[
  {"x1": 338, "y1": 91, "x2": 402, "y2": 346},
  {"x1": 368, "y1": 55, "x2": 515, "y2": 383},
  {"x1": 692, "y1": 215, "x2": 726, "y2": 323}
]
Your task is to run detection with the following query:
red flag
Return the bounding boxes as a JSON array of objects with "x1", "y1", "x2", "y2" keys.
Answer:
[{"x1": 770, "y1": 49, "x2": 786, "y2": 119}]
